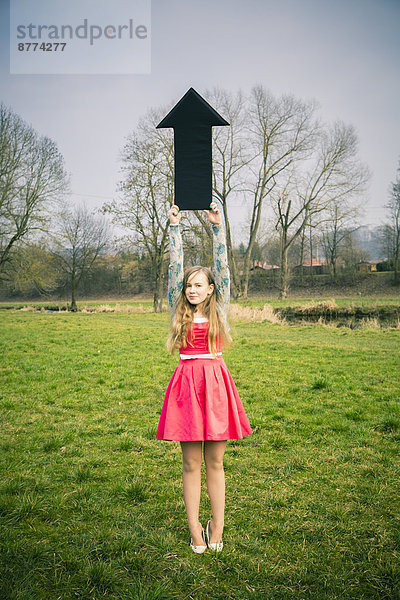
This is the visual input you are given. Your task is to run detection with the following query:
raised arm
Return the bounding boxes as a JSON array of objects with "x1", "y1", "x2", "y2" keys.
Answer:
[
  {"x1": 168, "y1": 206, "x2": 183, "y2": 317},
  {"x1": 212, "y1": 223, "x2": 230, "y2": 320},
  {"x1": 204, "y1": 201, "x2": 230, "y2": 322}
]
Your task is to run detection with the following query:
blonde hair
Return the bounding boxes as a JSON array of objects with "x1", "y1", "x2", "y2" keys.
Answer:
[{"x1": 167, "y1": 266, "x2": 232, "y2": 356}]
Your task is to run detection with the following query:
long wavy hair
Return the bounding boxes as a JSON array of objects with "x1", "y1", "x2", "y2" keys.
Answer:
[{"x1": 167, "y1": 266, "x2": 232, "y2": 356}]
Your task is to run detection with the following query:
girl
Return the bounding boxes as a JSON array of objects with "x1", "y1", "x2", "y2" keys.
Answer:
[{"x1": 156, "y1": 200, "x2": 252, "y2": 553}]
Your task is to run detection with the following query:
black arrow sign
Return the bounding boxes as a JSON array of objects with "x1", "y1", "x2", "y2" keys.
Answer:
[{"x1": 156, "y1": 87, "x2": 229, "y2": 211}]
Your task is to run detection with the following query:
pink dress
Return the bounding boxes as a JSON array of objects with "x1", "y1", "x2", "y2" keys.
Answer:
[{"x1": 156, "y1": 321, "x2": 252, "y2": 442}]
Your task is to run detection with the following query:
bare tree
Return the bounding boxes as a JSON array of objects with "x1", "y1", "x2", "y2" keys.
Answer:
[
  {"x1": 0, "y1": 103, "x2": 69, "y2": 274},
  {"x1": 237, "y1": 87, "x2": 319, "y2": 298},
  {"x1": 320, "y1": 200, "x2": 362, "y2": 280},
  {"x1": 52, "y1": 205, "x2": 109, "y2": 311},
  {"x1": 105, "y1": 109, "x2": 174, "y2": 312},
  {"x1": 385, "y1": 162, "x2": 400, "y2": 284},
  {"x1": 273, "y1": 180, "x2": 304, "y2": 297},
  {"x1": 339, "y1": 229, "x2": 369, "y2": 273},
  {"x1": 273, "y1": 122, "x2": 369, "y2": 297}
]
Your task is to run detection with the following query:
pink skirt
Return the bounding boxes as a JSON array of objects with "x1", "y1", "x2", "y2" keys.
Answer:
[{"x1": 156, "y1": 357, "x2": 252, "y2": 442}]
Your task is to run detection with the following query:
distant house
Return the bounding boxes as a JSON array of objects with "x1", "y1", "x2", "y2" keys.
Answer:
[
  {"x1": 294, "y1": 259, "x2": 329, "y2": 275},
  {"x1": 356, "y1": 260, "x2": 379, "y2": 273},
  {"x1": 250, "y1": 260, "x2": 280, "y2": 271}
]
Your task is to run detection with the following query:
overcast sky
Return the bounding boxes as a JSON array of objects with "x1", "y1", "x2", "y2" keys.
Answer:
[{"x1": 1, "y1": 0, "x2": 399, "y2": 238}]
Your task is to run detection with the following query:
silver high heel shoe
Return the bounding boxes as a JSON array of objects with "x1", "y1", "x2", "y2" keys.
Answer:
[
  {"x1": 206, "y1": 520, "x2": 223, "y2": 552},
  {"x1": 190, "y1": 526, "x2": 207, "y2": 554}
]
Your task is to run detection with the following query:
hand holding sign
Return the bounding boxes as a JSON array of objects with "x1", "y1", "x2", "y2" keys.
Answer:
[
  {"x1": 204, "y1": 200, "x2": 222, "y2": 226},
  {"x1": 169, "y1": 204, "x2": 181, "y2": 225}
]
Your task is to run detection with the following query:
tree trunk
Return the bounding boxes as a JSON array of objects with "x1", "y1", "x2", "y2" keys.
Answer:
[
  {"x1": 280, "y1": 249, "x2": 289, "y2": 299},
  {"x1": 299, "y1": 229, "x2": 305, "y2": 284},
  {"x1": 279, "y1": 233, "x2": 290, "y2": 299},
  {"x1": 153, "y1": 269, "x2": 164, "y2": 313},
  {"x1": 153, "y1": 242, "x2": 167, "y2": 313},
  {"x1": 239, "y1": 207, "x2": 261, "y2": 299},
  {"x1": 240, "y1": 251, "x2": 252, "y2": 299},
  {"x1": 221, "y1": 200, "x2": 240, "y2": 299},
  {"x1": 0, "y1": 233, "x2": 19, "y2": 272},
  {"x1": 331, "y1": 216, "x2": 338, "y2": 281},
  {"x1": 70, "y1": 280, "x2": 78, "y2": 312},
  {"x1": 309, "y1": 223, "x2": 314, "y2": 283},
  {"x1": 394, "y1": 230, "x2": 400, "y2": 285},
  {"x1": 332, "y1": 247, "x2": 337, "y2": 281}
]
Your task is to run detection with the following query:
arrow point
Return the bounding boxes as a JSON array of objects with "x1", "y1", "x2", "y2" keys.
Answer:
[{"x1": 156, "y1": 88, "x2": 229, "y2": 129}]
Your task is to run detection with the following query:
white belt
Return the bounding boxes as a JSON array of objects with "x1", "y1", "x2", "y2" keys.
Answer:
[{"x1": 180, "y1": 352, "x2": 222, "y2": 360}]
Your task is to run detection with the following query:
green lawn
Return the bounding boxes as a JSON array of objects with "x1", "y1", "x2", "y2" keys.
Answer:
[{"x1": 1, "y1": 310, "x2": 399, "y2": 599}]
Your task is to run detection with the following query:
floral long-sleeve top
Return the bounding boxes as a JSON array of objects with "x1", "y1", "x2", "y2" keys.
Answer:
[{"x1": 168, "y1": 223, "x2": 230, "y2": 327}]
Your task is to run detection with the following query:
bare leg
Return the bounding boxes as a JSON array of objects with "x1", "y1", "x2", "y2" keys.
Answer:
[
  {"x1": 204, "y1": 441, "x2": 227, "y2": 544},
  {"x1": 180, "y1": 441, "x2": 204, "y2": 546}
]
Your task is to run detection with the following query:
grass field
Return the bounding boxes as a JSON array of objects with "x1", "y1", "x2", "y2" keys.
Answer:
[{"x1": 1, "y1": 306, "x2": 399, "y2": 599}]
